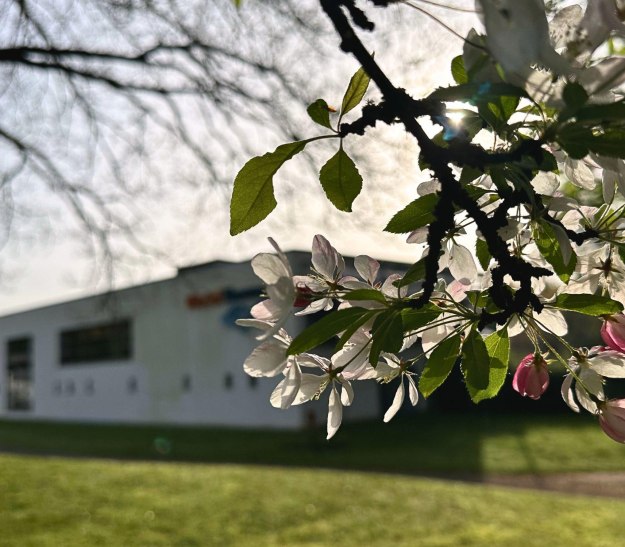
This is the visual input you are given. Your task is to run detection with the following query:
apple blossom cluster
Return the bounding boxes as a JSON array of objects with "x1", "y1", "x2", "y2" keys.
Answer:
[
  {"x1": 238, "y1": 235, "x2": 625, "y2": 441},
  {"x1": 231, "y1": 0, "x2": 625, "y2": 442}
]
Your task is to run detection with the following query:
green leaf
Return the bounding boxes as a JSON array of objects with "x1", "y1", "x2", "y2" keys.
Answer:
[
  {"x1": 551, "y1": 293, "x2": 624, "y2": 316},
  {"x1": 467, "y1": 329, "x2": 509, "y2": 403},
  {"x1": 562, "y1": 82, "x2": 588, "y2": 110},
  {"x1": 557, "y1": 124, "x2": 593, "y2": 159},
  {"x1": 459, "y1": 166, "x2": 482, "y2": 184},
  {"x1": 341, "y1": 66, "x2": 370, "y2": 117},
  {"x1": 307, "y1": 99, "x2": 334, "y2": 130},
  {"x1": 479, "y1": 95, "x2": 519, "y2": 132},
  {"x1": 465, "y1": 290, "x2": 488, "y2": 308},
  {"x1": 369, "y1": 310, "x2": 404, "y2": 365},
  {"x1": 461, "y1": 327, "x2": 490, "y2": 392},
  {"x1": 533, "y1": 221, "x2": 576, "y2": 282},
  {"x1": 475, "y1": 238, "x2": 491, "y2": 270},
  {"x1": 334, "y1": 309, "x2": 380, "y2": 352},
  {"x1": 451, "y1": 55, "x2": 468, "y2": 84},
  {"x1": 588, "y1": 129, "x2": 625, "y2": 158},
  {"x1": 319, "y1": 147, "x2": 363, "y2": 212},
  {"x1": 575, "y1": 101, "x2": 625, "y2": 123},
  {"x1": 341, "y1": 289, "x2": 388, "y2": 305},
  {"x1": 230, "y1": 140, "x2": 310, "y2": 235},
  {"x1": 419, "y1": 334, "x2": 461, "y2": 398},
  {"x1": 288, "y1": 307, "x2": 377, "y2": 355},
  {"x1": 384, "y1": 194, "x2": 438, "y2": 234},
  {"x1": 394, "y1": 251, "x2": 443, "y2": 289},
  {"x1": 401, "y1": 304, "x2": 442, "y2": 332}
]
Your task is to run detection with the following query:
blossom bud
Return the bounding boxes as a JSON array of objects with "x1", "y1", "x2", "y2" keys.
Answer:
[
  {"x1": 601, "y1": 314, "x2": 625, "y2": 353},
  {"x1": 512, "y1": 353, "x2": 549, "y2": 400},
  {"x1": 599, "y1": 399, "x2": 625, "y2": 443}
]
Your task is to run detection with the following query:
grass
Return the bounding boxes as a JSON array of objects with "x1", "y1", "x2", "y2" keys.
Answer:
[
  {"x1": 1, "y1": 454, "x2": 625, "y2": 546},
  {"x1": 1, "y1": 412, "x2": 624, "y2": 474}
]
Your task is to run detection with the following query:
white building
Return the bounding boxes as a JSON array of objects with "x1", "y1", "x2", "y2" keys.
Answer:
[{"x1": 0, "y1": 253, "x2": 393, "y2": 429}]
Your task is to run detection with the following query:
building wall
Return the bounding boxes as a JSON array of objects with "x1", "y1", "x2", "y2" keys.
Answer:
[{"x1": 0, "y1": 254, "x2": 383, "y2": 428}]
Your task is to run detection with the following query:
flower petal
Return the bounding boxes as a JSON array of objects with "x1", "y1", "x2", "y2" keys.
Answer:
[
  {"x1": 243, "y1": 339, "x2": 288, "y2": 378},
  {"x1": 327, "y1": 386, "x2": 343, "y2": 440},
  {"x1": 383, "y1": 379, "x2": 405, "y2": 423}
]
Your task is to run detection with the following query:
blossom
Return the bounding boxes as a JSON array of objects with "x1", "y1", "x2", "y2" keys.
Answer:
[
  {"x1": 562, "y1": 346, "x2": 625, "y2": 413},
  {"x1": 249, "y1": 238, "x2": 295, "y2": 340},
  {"x1": 476, "y1": 0, "x2": 573, "y2": 81},
  {"x1": 567, "y1": 247, "x2": 625, "y2": 306},
  {"x1": 599, "y1": 399, "x2": 625, "y2": 443},
  {"x1": 282, "y1": 354, "x2": 355, "y2": 440},
  {"x1": 512, "y1": 353, "x2": 550, "y2": 400},
  {"x1": 601, "y1": 314, "x2": 625, "y2": 353},
  {"x1": 377, "y1": 356, "x2": 419, "y2": 423},
  {"x1": 294, "y1": 235, "x2": 347, "y2": 316}
]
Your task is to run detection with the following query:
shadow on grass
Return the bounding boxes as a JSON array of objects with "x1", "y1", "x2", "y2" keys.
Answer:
[{"x1": 0, "y1": 411, "x2": 577, "y2": 479}]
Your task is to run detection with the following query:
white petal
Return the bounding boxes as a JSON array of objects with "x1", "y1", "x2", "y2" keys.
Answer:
[
  {"x1": 269, "y1": 364, "x2": 302, "y2": 409},
  {"x1": 406, "y1": 227, "x2": 428, "y2": 244},
  {"x1": 292, "y1": 374, "x2": 326, "y2": 405},
  {"x1": 561, "y1": 374, "x2": 579, "y2": 413},
  {"x1": 449, "y1": 243, "x2": 478, "y2": 282},
  {"x1": 235, "y1": 318, "x2": 273, "y2": 330},
  {"x1": 532, "y1": 172, "x2": 559, "y2": 195},
  {"x1": 250, "y1": 299, "x2": 282, "y2": 322},
  {"x1": 312, "y1": 234, "x2": 344, "y2": 280},
  {"x1": 534, "y1": 309, "x2": 568, "y2": 337},
  {"x1": 340, "y1": 380, "x2": 354, "y2": 407},
  {"x1": 294, "y1": 298, "x2": 333, "y2": 316},
  {"x1": 354, "y1": 255, "x2": 380, "y2": 285},
  {"x1": 575, "y1": 382, "x2": 599, "y2": 414},
  {"x1": 406, "y1": 375, "x2": 419, "y2": 406},
  {"x1": 564, "y1": 158, "x2": 596, "y2": 190},
  {"x1": 252, "y1": 253, "x2": 290, "y2": 285},
  {"x1": 381, "y1": 274, "x2": 407, "y2": 298},
  {"x1": 383, "y1": 380, "x2": 405, "y2": 423},
  {"x1": 417, "y1": 178, "x2": 440, "y2": 195},
  {"x1": 243, "y1": 340, "x2": 288, "y2": 377},
  {"x1": 326, "y1": 386, "x2": 343, "y2": 440},
  {"x1": 589, "y1": 352, "x2": 625, "y2": 378}
]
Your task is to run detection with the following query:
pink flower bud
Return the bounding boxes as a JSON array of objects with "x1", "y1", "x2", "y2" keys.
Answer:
[
  {"x1": 599, "y1": 399, "x2": 625, "y2": 443},
  {"x1": 601, "y1": 314, "x2": 625, "y2": 353},
  {"x1": 512, "y1": 353, "x2": 549, "y2": 400}
]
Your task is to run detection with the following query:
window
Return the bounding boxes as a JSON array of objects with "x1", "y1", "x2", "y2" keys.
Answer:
[
  {"x1": 127, "y1": 376, "x2": 138, "y2": 394},
  {"x1": 60, "y1": 320, "x2": 132, "y2": 365},
  {"x1": 224, "y1": 373, "x2": 234, "y2": 390},
  {"x1": 7, "y1": 337, "x2": 33, "y2": 411},
  {"x1": 182, "y1": 374, "x2": 192, "y2": 393}
]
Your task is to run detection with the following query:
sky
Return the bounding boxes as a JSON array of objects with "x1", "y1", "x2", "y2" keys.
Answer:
[{"x1": 0, "y1": 1, "x2": 479, "y2": 316}]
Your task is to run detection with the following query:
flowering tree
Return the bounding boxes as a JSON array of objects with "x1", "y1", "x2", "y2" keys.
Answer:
[{"x1": 230, "y1": 0, "x2": 625, "y2": 441}]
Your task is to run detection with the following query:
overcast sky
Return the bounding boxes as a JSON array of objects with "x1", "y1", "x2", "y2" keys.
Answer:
[{"x1": 0, "y1": 1, "x2": 479, "y2": 315}]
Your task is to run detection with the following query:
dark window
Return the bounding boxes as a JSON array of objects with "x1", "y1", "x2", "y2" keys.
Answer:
[
  {"x1": 7, "y1": 337, "x2": 33, "y2": 411},
  {"x1": 84, "y1": 378, "x2": 95, "y2": 395},
  {"x1": 182, "y1": 374, "x2": 192, "y2": 392},
  {"x1": 60, "y1": 320, "x2": 132, "y2": 365},
  {"x1": 65, "y1": 380, "x2": 75, "y2": 395},
  {"x1": 224, "y1": 373, "x2": 234, "y2": 390},
  {"x1": 127, "y1": 376, "x2": 138, "y2": 394}
]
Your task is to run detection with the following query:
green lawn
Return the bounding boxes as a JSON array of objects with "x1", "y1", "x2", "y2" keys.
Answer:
[
  {"x1": 1, "y1": 455, "x2": 624, "y2": 546},
  {"x1": 0, "y1": 413, "x2": 624, "y2": 474}
]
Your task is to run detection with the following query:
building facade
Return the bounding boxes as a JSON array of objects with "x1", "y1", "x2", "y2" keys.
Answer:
[{"x1": 0, "y1": 253, "x2": 385, "y2": 428}]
